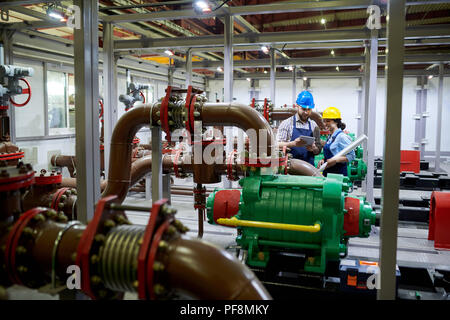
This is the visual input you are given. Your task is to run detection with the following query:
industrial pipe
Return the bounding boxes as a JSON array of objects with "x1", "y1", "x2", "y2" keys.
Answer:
[
  {"x1": 270, "y1": 108, "x2": 326, "y2": 130},
  {"x1": 217, "y1": 217, "x2": 322, "y2": 233},
  {"x1": 161, "y1": 235, "x2": 271, "y2": 300},
  {"x1": 309, "y1": 111, "x2": 326, "y2": 130},
  {"x1": 102, "y1": 104, "x2": 159, "y2": 203},
  {"x1": 0, "y1": 210, "x2": 271, "y2": 300},
  {"x1": 103, "y1": 100, "x2": 278, "y2": 202},
  {"x1": 201, "y1": 102, "x2": 276, "y2": 157},
  {"x1": 288, "y1": 158, "x2": 322, "y2": 177}
]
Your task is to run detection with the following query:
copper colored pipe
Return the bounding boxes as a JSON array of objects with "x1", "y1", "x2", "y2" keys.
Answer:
[
  {"x1": 51, "y1": 155, "x2": 77, "y2": 177},
  {"x1": 102, "y1": 104, "x2": 159, "y2": 203},
  {"x1": 270, "y1": 108, "x2": 325, "y2": 130},
  {"x1": 162, "y1": 235, "x2": 271, "y2": 300},
  {"x1": 1, "y1": 219, "x2": 270, "y2": 300},
  {"x1": 288, "y1": 159, "x2": 322, "y2": 177},
  {"x1": 271, "y1": 108, "x2": 296, "y2": 121},
  {"x1": 310, "y1": 111, "x2": 326, "y2": 130},
  {"x1": 129, "y1": 154, "x2": 173, "y2": 187},
  {"x1": 201, "y1": 102, "x2": 275, "y2": 157},
  {"x1": 61, "y1": 177, "x2": 108, "y2": 191},
  {"x1": 104, "y1": 101, "x2": 275, "y2": 202}
]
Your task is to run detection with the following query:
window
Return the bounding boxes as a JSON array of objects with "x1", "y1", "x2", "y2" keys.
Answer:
[
  {"x1": 141, "y1": 85, "x2": 155, "y2": 104},
  {"x1": 47, "y1": 70, "x2": 75, "y2": 135}
]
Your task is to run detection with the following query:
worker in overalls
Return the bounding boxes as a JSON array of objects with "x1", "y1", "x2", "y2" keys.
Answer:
[
  {"x1": 277, "y1": 91, "x2": 322, "y2": 166},
  {"x1": 318, "y1": 107, "x2": 355, "y2": 176}
]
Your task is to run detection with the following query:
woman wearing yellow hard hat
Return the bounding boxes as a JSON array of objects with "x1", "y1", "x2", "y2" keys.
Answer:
[{"x1": 318, "y1": 107, "x2": 356, "y2": 177}]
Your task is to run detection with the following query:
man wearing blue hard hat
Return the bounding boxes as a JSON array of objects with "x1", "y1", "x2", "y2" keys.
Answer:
[{"x1": 277, "y1": 90, "x2": 322, "y2": 166}]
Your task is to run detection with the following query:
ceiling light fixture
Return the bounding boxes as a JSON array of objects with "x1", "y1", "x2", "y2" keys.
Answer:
[
  {"x1": 261, "y1": 45, "x2": 270, "y2": 54},
  {"x1": 194, "y1": 1, "x2": 212, "y2": 13},
  {"x1": 303, "y1": 77, "x2": 307, "y2": 81},
  {"x1": 217, "y1": 66, "x2": 223, "y2": 72},
  {"x1": 336, "y1": 66, "x2": 340, "y2": 72},
  {"x1": 320, "y1": 18, "x2": 326, "y2": 24},
  {"x1": 246, "y1": 78, "x2": 251, "y2": 82},
  {"x1": 331, "y1": 50, "x2": 335, "y2": 56},
  {"x1": 47, "y1": 7, "x2": 65, "y2": 21},
  {"x1": 428, "y1": 75, "x2": 433, "y2": 80},
  {"x1": 165, "y1": 49, "x2": 174, "y2": 56}
]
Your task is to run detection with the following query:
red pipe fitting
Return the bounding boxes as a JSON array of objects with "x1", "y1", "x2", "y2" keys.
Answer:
[{"x1": 428, "y1": 191, "x2": 450, "y2": 249}]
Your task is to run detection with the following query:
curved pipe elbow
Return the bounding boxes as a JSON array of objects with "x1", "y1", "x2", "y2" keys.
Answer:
[
  {"x1": 162, "y1": 236, "x2": 271, "y2": 300},
  {"x1": 201, "y1": 102, "x2": 275, "y2": 156},
  {"x1": 102, "y1": 104, "x2": 157, "y2": 203},
  {"x1": 288, "y1": 159, "x2": 322, "y2": 177},
  {"x1": 309, "y1": 111, "x2": 326, "y2": 130}
]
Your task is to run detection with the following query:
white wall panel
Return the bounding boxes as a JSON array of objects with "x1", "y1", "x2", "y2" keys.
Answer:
[{"x1": 14, "y1": 59, "x2": 45, "y2": 138}]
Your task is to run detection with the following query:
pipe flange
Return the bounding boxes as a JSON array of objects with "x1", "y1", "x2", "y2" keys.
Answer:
[
  {"x1": 0, "y1": 150, "x2": 25, "y2": 163},
  {"x1": 137, "y1": 199, "x2": 187, "y2": 300},
  {"x1": 75, "y1": 195, "x2": 131, "y2": 300},
  {"x1": 4, "y1": 207, "x2": 59, "y2": 288},
  {"x1": 34, "y1": 169, "x2": 62, "y2": 186},
  {"x1": 0, "y1": 162, "x2": 35, "y2": 193}
]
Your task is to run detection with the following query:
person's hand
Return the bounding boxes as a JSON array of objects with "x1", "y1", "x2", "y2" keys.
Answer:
[
  {"x1": 292, "y1": 137, "x2": 307, "y2": 148},
  {"x1": 317, "y1": 159, "x2": 325, "y2": 168},
  {"x1": 306, "y1": 142, "x2": 317, "y2": 152},
  {"x1": 326, "y1": 157, "x2": 337, "y2": 168}
]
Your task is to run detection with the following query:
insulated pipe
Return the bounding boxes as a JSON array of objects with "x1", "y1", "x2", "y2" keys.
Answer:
[
  {"x1": 201, "y1": 102, "x2": 275, "y2": 157},
  {"x1": 161, "y1": 235, "x2": 271, "y2": 300},
  {"x1": 287, "y1": 158, "x2": 322, "y2": 177}
]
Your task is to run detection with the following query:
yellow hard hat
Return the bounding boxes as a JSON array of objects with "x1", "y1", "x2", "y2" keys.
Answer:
[{"x1": 322, "y1": 107, "x2": 342, "y2": 119}]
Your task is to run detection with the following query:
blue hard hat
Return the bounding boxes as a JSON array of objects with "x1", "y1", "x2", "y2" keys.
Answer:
[{"x1": 296, "y1": 91, "x2": 315, "y2": 109}]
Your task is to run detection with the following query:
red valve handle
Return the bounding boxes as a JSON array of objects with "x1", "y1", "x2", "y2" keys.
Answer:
[
  {"x1": 139, "y1": 91, "x2": 146, "y2": 104},
  {"x1": 10, "y1": 78, "x2": 31, "y2": 107},
  {"x1": 99, "y1": 99, "x2": 104, "y2": 120}
]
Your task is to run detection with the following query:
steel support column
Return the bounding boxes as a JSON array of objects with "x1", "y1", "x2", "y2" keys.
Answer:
[
  {"x1": 168, "y1": 64, "x2": 175, "y2": 86},
  {"x1": 357, "y1": 77, "x2": 364, "y2": 137},
  {"x1": 74, "y1": 0, "x2": 101, "y2": 223},
  {"x1": 420, "y1": 77, "x2": 428, "y2": 159},
  {"x1": 378, "y1": 0, "x2": 406, "y2": 300},
  {"x1": 102, "y1": 22, "x2": 118, "y2": 180},
  {"x1": 185, "y1": 49, "x2": 192, "y2": 88},
  {"x1": 270, "y1": 47, "x2": 276, "y2": 105},
  {"x1": 414, "y1": 76, "x2": 428, "y2": 157},
  {"x1": 366, "y1": 30, "x2": 378, "y2": 205},
  {"x1": 292, "y1": 66, "x2": 297, "y2": 106},
  {"x1": 151, "y1": 127, "x2": 162, "y2": 203},
  {"x1": 435, "y1": 63, "x2": 444, "y2": 171},
  {"x1": 223, "y1": 14, "x2": 233, "y2": 189},
  {"x1": 1, "y1": 30, "x2": 16, "y2": 144}
]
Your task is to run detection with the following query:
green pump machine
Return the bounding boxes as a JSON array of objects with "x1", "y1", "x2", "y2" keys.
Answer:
[{"x1": 207, "y1": 170, "x2": 375, "y2": 274}]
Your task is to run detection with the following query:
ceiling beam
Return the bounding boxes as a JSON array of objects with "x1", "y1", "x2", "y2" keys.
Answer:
[
  {"x1": 211, "y1": 68, "x2": 450, "y2": 80},
  {"x1": 102, "y1": 0, "x2": 450, "y2": 23},
  {"x1": 186, "y1": 54, "x2": 450, "y2": 69},
  {"x1": 115, "y1": 24, "x2": 450, "y2": 51}
]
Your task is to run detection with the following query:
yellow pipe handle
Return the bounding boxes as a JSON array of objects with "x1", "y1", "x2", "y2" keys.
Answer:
[{"x1": 216, "y1": 217, "x2": 321, "y2": 233}]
